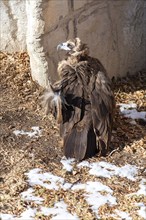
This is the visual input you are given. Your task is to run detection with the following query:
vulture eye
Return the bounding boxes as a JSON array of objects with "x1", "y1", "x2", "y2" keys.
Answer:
[{"x1": 67, "y1": 43, "x2": 73, "y2": 49}]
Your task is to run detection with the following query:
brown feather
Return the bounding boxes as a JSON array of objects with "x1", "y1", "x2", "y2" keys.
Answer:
[{"x1": 42, "y1": 38, "x2": 115, "y2": 160}]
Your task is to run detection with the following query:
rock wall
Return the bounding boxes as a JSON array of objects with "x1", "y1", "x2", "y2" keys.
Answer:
[
  {"x1": 0, "y1": 0, "x2": 146, "y2": 87},
  {"x1": 0, "y1": 0, "x2": 27, "y2": 51}
]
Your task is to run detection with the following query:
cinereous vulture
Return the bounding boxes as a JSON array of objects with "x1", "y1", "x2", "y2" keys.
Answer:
[{"x1": 42, "y1": 38, "x2": 115, "y2": 161}]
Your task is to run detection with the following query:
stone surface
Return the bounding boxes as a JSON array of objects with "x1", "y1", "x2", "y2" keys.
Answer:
[
  {"x1": 0, "y1": 0, "x2": 27, "y2": 51},
  {"x1": 0, "y1": 0, "x2": 146, "y2": 87},
  {"x1": 26, "y1": 0, "x2": 49, "y2": 87}
]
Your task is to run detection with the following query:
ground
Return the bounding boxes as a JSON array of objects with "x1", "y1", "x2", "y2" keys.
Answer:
[{"x1": 0, "y1": 52, "x2": 146, "y2": 220}]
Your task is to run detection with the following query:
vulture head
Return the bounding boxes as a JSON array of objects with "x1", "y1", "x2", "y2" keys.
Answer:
[{"x1": 57, "y1": 38, "x2": 89, "y2": 57}]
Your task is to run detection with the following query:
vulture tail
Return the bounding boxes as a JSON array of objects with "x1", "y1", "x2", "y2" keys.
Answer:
[
  {"x1": 64, "y1": 127, "x2": 88, "y2": 161},
  {"x1": 64, "y1": 125, "x2": 98, "y2": 161}
]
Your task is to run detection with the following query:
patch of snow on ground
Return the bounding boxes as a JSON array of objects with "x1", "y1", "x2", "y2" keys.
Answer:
[
  {"x1": 40, "y1": 201, "x2": 79, "y2": 220},
  {"x1": 18, "y1": 207, "x2": 36, "y2": 220},
  {"x1": 72, "y1": 181, "x2": 116, "y2": 218},
  {"x1": 78, "y1": 161, "x2": 138, "y2": 181},
  {"x1": 26, "y1": 168, "x2": 65, "y2": 190},
  {"x1": 72, "y1": 181, "x2": 113, "y2": 193},
  {"x1": 2, "y1": 168, "x2": 116, "y2": 219},
  {"x1": 61, "y1": 182, "x2": 72, "y2": 190},
  {"x1": 1, "y1": 162, "x2": 145, "y2": 220},
  {"x1": 136, "y1": 203, "x2": 146, "y2": 219},
  {"x1": 21, "y1": 188, "x2": 44, "y2": 204},
  {"x1": 77, "y1": 160, "x2": 90, "y2": 167},
  {"x1": 137, "y1": 179, "x2": 146, "y2": 195},
  {"x1": 1, "y1": 208, "x2": 36, "y2": 220},
  {"x1": 0, "y1": 214, "x2": 14, "y2": 220},
  {"x1": 113, "y1": 164, "x2": 138, "y2": 181},
  {"x1": 86, "y1": 193, "x2": 116, "y2": 218},
  {"x1": 115, "y1": 210, "x2": 132, "y2": 220},
  {"x1": 60, "y1": 157, "x2": 75, "y2": 172},
  {"x1": 119, "y1": 103, "x2": 137, "y2": 111},
  {"x1": 118, "y1": 103, "x2": 146, "y2": 121},
  {"x1": 13, "y1": 126, "x2": 42, "y2": 138}
]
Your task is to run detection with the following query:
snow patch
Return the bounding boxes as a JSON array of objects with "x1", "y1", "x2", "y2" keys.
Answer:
[
  {"x1": 21, "y1": 188, "x2": 44, "y2": 204},
  {"x1": 13, "y1": 126, "x2": 42, "y2": 138},
  {"x1": 22, "y1": 168, "x2": 117, "y2": 218},
  {"x1": 72, "y1": 181, "x2": 113, "y2": 193},
  {"x1": 72, "y1": 181, "x2": 116, "y2": 218},
  {"x1": 1, "y1": 161, "x2": 144, "y2": 220},
  {"x1": 60, "y1": 157, "x2": 75, "y2": 172},
  {"x1": 19, "y1": 207, "x2": 36, "y2": 219},
  {"x1": 0, "y1": 214, "x2": 14, "y2": 220},
  {"x1": 86, "y1": 193, "x2": 116, "y2": 218},
  {"x1": 78, "y1": 161, "x2": 138, "y2": 181},
  {"x1": 25, "y1": 168, "x2": 65, "y2": 190},
  {"x1": 40, "y1": 201, "x2": 79, "y2": 220},
  {"x1": 119, "y1": 103, "x2": 137, "y2": 111},
  {"x1": 137, "y1": 179, "x2": 146, "y2": 195},
  {"x1": 115, "y1": 210, "x2": 132, "y2": 220},
  {"x1": 0, "y1": 208, "x2": 36, "y2": 220},
  {"x1": 61, "y1": 182, "x2": 72, "y2": 190},
  {"x1": 78, "y1": 161, "x2": 90, "y2": 167},
  {"x1": 136, "y1": 203, "x2": 146, "y2": 219},
  {"x1": 118, "y1": 103, "x2": 146, "y2": 121}
]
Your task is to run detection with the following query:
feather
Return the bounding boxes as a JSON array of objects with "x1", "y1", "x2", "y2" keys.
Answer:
[
  {"x1": 64, "y1": 127, "x2": 88, "y2": 161},
  {"x1": 42, "y1": 38, "x2": 115, "y2": 160},
  {"x1": 41, "y1": 87, "x2": 62, "y2": 123}
]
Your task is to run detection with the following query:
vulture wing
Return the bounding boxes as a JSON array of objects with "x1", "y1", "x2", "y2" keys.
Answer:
[
  {"x1": 58, "y1": 62, "x2": 94, "y2": 160},
  {"x1": 90, "y1": 70, "x2": 115, "y2": 155}
]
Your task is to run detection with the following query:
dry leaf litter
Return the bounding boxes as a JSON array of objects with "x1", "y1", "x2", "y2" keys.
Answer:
[{"x1": 0, "y1": 52, "x2": 146, "y2": 220}]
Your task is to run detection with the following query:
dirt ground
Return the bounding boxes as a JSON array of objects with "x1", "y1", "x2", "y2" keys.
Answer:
[{"x1": 0, "y1": 52, "x2": 146, "y2": 219}]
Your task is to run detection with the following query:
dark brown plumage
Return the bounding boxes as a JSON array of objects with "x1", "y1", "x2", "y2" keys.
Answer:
[{"x1": 43, "y1": 38, "x2": 115, "y2": 161}]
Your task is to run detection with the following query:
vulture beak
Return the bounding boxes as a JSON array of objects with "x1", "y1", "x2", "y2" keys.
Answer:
[{"x1": 57, "y1": 42, "x2": 71, "y2": 51}]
